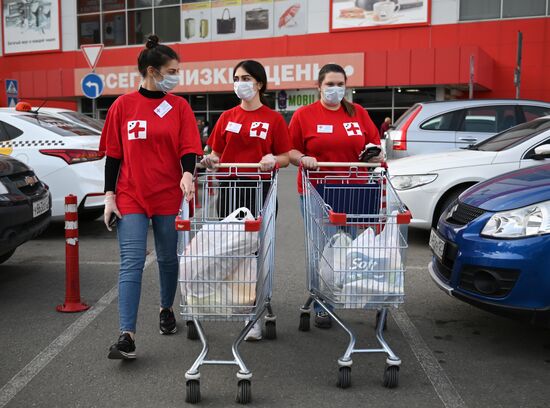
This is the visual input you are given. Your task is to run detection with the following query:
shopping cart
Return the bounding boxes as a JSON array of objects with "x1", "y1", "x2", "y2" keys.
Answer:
[
  {"x1": 176, "y1": 164, "x2": 278, "y2": 404},
  {"x1": 298, "y1": 162, "x2": 411, "y2": 389}
]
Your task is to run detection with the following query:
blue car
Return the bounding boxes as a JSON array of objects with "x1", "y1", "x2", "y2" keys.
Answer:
[{"x1": 429, "y1": 162, "x2": 550, "y2": 326}]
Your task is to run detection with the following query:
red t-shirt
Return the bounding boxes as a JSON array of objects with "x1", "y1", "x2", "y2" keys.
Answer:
[
  {"x1": 207, "y1": 105, "x2": 290, "y2": 175},
  {"x1": 289, "y1": 101, "x2": 381, "y2": 194},
  {"x1": 99, "y1": 91, "x2": 203, "y2": 217}
]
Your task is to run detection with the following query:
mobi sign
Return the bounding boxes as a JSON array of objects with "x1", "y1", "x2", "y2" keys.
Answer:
[{"x1": 73, "y1": 53, "x2": 364, "y2": 95}]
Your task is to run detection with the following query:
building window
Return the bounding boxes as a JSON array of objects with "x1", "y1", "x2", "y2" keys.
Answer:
[
  {"x1": 78, "y1": 0, "x2": 100, "y2": 14},
  {"x1": 459, "y1": 0, "x2": 501, "y2": 21},
  {"x1": 128, "y1": 9, "x2": 153, "y2": 45},
  {"x1": 502, "y1": 0, "x2": 547, "y2": 18},
  {"x1": 154, "y1": 6, "x2": 181, "y2": 43},
  {"x1": 78, "y1": 14, "x2": 101, "y2": 45},
  {"x1": 102, "y1": 0, "x2": 125, "y2": 12},
  {"x1": 103, "y1": 12, "x2": 126, "y2": 46}
]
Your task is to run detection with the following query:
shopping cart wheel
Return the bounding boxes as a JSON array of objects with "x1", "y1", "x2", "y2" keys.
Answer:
[
  {"x1": 187, "y1": 321, "x2": 199, "y2": 340},
  {"x1": 265, "y1": 321, "x2": 277, "y2": 340},
  {"x1": 298, "y1": 313, "x2": 310, "y2": 332},
  {"x1": 185, "y1": 380, "x2": 201, "y2": 403},
  {"x1": 337, "y1": 367, "x2": 352, "y2": 389},
  {"x1": 383, "y1": 365, "x2": 399, "y2": 388},
  {"x1": 236, "y1": 379, "x2": 251, "y2": 404},
  {"x1": 376, "y1": 310, "x2": 388, "y2": 331}
]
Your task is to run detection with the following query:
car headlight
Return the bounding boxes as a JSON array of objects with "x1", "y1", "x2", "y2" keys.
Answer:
[
  {"x1": 390, "y1": 174, "x2": 438, "y2": 190},
  {"x1": 481, "y1": 200, "x2": 550, "y2": 238},
  {"x1": 0, "y1": 181, "x2": 8, "y2": 195}
]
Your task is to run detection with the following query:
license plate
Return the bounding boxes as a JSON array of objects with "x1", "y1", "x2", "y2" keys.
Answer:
[
  {"x1": 429, "y1": 229, "x2": 446, "y2": 261},
  {"x1": 33, "y1": 196, "x2": 50, "y2": 218}
]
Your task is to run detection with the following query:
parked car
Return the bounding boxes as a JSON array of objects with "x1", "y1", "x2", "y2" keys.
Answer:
[
  {"x1": 0, "y1": 154, "x2": 51, "y2": 264},
  {"x1": 429, "y1": 162, "x2": 550, "y2": 327},
  {"x1": 0, "y1": 105, "x2": 105, "y2": 220},
  {"x1": 389, "y1": 116, "x2": 550, "y2": 229},
  {"x1": 386, "y1": 99, "x2": 550, "y2": 159}
]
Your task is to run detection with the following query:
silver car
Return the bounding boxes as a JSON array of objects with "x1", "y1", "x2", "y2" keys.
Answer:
[{"x1": 387, "y1": 99, "x2": 550, "y2": 159}]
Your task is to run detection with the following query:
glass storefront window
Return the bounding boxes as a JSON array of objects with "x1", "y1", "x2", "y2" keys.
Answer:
[
  {"x1": 128, "y1": 9, "x2": 153, "y2": 45},
  {"x1": 459, "y1": 0, "x2": 501, "y2": 21},
  {"x1": 128, "y1": 0, "x2": 153, "y2": 8},
  {"x1": 209, "y1": 93, "x2": 240, "y2": 111},
  {"x1": 78, "y1": 14, "x2": 101, "y2": 46},
  {"x1": 155, "y1": 0, "x2": 180, "y2": 5},
  {"x1": 102, "y1": 0, "x2": 125, "y2": 12},
  {"x1": 78, "y1": 0, "x2": 100, "y2": 14},
  {"x1": 190, "y1": 95, "x2": 207, "y2": 111},
  {"x1": 502, "y1": 0, "x2": 547, "y2": 18},
  {"x1": 154, "y1": 6, "x2": 181, "y2": 42},
  {"x1": 103, "y1": 12, "x2": 126, "y2": 46}
]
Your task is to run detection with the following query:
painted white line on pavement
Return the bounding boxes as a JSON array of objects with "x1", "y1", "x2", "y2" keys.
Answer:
[
  {"x1": 391, "y1": 308, "x2": 468, "y2": 408},
  {"x1": 0, "y1": 251, "x2": 157, "y2": 408},
  {"x1": 15, "y1": 260, "x2": 120, "y2": 266}
]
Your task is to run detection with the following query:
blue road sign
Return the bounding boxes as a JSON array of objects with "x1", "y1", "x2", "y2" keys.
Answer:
[
  {"x1": 7, "y1": 96, "x2": 18, "y2": 107},
  {"x1": 81, "y1": 73, "x2": 104, "y2": 99},
  {"x1": 6, "y1": 79, "x2": 18, "y2": 96}
]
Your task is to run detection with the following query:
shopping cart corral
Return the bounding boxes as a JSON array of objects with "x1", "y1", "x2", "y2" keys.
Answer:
[
  {"x1": 298, "y1": 162, "x2": 411, "y2": 389},
  {"x1": 176, "y1": 164, "x2": 278, "y2": 404}
]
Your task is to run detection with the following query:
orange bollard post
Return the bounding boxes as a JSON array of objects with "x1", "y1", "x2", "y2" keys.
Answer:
[{"x1": 57, "y1": 195, "x2": 90, "y2": 313}]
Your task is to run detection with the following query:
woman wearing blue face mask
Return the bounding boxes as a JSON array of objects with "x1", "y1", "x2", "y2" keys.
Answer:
[
  {"x1": 100, "y1": 35, "x2": 203, "y2": 359},
  {"x1": 288, "y1": 63, "x2": 382, "y2": 329}
]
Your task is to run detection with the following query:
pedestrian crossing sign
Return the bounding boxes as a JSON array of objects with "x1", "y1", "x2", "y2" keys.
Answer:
[
  {"x1": 8, "y1": 96, "x2": 18, "y2": 107},
  {"x1": 6, "y1": 79, "x2": 18, "y2": 96}
]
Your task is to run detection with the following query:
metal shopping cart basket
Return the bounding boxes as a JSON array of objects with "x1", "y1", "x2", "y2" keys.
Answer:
[
  {"x1": 298, "y1": 162, "x2": 411, "y2": 389},
  {"x1": 176, "y1": 164, "x2": 278, "y2": 404}
]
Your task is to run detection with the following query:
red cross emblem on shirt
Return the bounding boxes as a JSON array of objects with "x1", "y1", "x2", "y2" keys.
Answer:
[
  {"x1": 128, "y1": 120, "x2": 147, "y2": 140},
  {"x1": 250, "y1": 122, "x2": 270, "y2": 140},
  {"x1": 343, "y1": 122, "x2": 362, "y2": 137}
]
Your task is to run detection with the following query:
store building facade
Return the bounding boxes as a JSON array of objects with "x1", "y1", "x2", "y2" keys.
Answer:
[{"x1": 1, "y1": 0, "x2": 549, "y2": 128}]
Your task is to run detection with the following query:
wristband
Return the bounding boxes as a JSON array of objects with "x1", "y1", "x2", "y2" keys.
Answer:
[{"x1": 299, "y1": 155, "x2": 308, "y2": 164}]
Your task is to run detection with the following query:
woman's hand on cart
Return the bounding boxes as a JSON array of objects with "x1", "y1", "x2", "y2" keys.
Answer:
[
  {"x1": 200, "y1": 153, "x2": 220, "y2": 170},
  {"x1": 259, "y1": 154, "x2": 277, "y2": 172},
  {"x1": 180, "y1": 171, "x2": 195, "y2": 202},
  {"x1": 103, "y1": 193, "x2": 122, "y2": 231},
  {"x1": 300, "y1": 155, "x2": 319, "y2": 170}
]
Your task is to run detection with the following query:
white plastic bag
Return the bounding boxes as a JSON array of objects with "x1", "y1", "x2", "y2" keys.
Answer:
[
  {"x1": 319, "y1": 232, "x2": 353, "y2": 295},
  {"x1": 180, "y1": 207, "x2": 259, "y2": 306}
]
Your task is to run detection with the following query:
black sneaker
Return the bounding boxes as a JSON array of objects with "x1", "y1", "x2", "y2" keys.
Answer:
[
  {"x1": 314, "y1": 311, "x2": 332, "y2": 329},
  {"x1": 108, "y1": 333, "x2": 136, "y2": 360},
  {"x1": 159, "y1": 308, "x2": 177, "y2": 335}
]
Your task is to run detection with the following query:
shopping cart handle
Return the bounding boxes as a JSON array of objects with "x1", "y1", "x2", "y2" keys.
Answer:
[
  {"x1": 196, "y1": 163, "x2": 264, "y2": 169},
  {"x1": 316, "y1": 161, "x2": 388, "y2": 168}
]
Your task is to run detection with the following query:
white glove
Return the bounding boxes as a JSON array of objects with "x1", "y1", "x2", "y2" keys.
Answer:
[
  {"x1": 180, "y1": 172, "x2": 194, "y2": 202},
  {"x1": 300, "y1": 155, "x2": 319, "y2": 170},
  {"x1": 104, "y1": 194, "x2": 122, "y2": 231},
  {"x1": 200, "y1": 154, "x2": 219, "y2": 170},
  {"x1": 259, "y1": 154, "x2": 277, "y2": 172}
]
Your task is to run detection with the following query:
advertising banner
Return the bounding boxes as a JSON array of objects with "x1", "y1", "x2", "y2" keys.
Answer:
[
  {"x1": 74, "y1": 53, "x2": 365, "y2": 95},
  {"x1": 331, "y1": 0, "x2": 430, "y2": 31},
  {"x1": 242, "y1": 0, "x2": 273, "y2": 39},
  {"x1": 211, "y1": 0, "x2": 242, "y2": 41},
  {"x1": 274, "y1": 0, "x2": 307, "y2": 36},
  {"x1": 182, "y1": 1, "x2": 212, "y2": 43},
  {"x1": 2, "y1": 0, "x2": 61, "y2": 54},
  {"x1": 277, "y1": 88, "x2": 353, "y2": 111}
]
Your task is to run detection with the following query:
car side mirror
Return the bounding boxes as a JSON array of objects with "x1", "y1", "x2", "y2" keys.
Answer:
[{"x1": 532, "y1": 144, "x2": 550, "y2": 160}]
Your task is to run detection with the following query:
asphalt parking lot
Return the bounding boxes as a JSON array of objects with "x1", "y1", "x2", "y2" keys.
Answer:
[{"x1": 1, "y1": 167, "x2": 549, "y2": 408}]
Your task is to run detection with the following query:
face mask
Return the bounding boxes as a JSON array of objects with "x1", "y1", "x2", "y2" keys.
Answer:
[
  {"x1": 322, "y1": 86, "x2": 346, "y2": 106},
  {"x1": 234, "y1": 81, "x2": 257, "y2": 101},
  {"x1": 154, "y1": 71, "x2": 179, "y2": 92}
]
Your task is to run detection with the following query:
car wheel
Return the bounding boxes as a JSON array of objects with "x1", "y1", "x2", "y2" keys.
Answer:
[
  {"x1": 0, "y1": 249, "x2": 16, "y2": 264},
  {"x1": 79, "y1": 209, "x2": 104, "y2": 222},
  {"x1": 432, "y1": 187, "x2": 470, "y2": 228}
]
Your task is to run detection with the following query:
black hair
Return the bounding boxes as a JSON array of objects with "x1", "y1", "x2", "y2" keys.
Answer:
[
  {"x1": 318, "y1": 63, "x2": 355, "y2": 117},
  {"x1": 137, "y1": 34, "x2": 179, "y2": 77},
  {"x1": 233, "y1": 60, "x2": 269, "y2": 106}
]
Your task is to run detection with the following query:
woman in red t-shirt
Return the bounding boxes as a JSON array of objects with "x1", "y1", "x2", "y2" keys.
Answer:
[
  {"x1": 201, "y1": 60, "x2": 291, "y2": 340},
  {"x1": 289, "y1": 63, "x2": 382, "y2": 329},
  {"x1": 100, "y1": 35, "x2": 203, "y2": 360}
]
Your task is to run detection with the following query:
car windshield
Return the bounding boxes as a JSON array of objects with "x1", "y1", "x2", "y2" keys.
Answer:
[
  {"x1": 59, "y1": 111, "x2": 104, "y2": 133},
  {"x1": 18, "y1": 114, "x2": 96, "y2": 136},
  {"x1": 472, "y1": 118, "x2": 550, "y2": 152}
]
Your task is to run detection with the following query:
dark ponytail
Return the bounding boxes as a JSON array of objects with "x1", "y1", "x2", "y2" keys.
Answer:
[
  {"x1": 318, "y1": 63, "x2": 356, "y2": 117},
  {"x1": 137, "y1": 34, "x2": 179, "y2": 77},
  {"x1": 233, "y1": 60, "x2": 270, "y2": 106}
]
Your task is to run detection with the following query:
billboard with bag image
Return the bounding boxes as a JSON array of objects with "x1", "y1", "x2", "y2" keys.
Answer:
[
  {"x1": 182, "y1": 1, "x2": 212, "y2": 43},
  {"x1": 242, "y1": 0, "x2": 273, "y2": 39},
  {"x1": 212, "y1": 0, "x2": 242, "y2": 41}
]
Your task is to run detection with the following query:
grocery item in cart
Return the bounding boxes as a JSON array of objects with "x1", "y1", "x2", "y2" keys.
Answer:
[{"x1": 319, "y1": 232, "x2": 353, "y2": 295}]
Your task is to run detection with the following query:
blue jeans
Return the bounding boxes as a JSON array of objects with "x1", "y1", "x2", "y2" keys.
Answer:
[{"x1": 117, "y1": 213, "x2": 178, "y2": 333}]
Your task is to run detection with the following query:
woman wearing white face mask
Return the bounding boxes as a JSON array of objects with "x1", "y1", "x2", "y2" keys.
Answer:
[
  {"x1": 201, "y1": 60, "x2": 290, "y2": 341},
  {"x1": 288, "y1": 63, "x2": 381, "y2": 329},
  {"x1": 100, "y1": 35, "x2": 203, "y2": 360}
]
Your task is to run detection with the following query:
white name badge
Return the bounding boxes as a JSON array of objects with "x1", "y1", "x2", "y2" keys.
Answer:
[
  {"x1": 154, "y1": 100, "x2": 173, "y2": 118},
  {"x1": 317, "y1": 125, "x2": 333, "y2": 134},
  {"x1": 226, "y1": 121, "x2": 242, "y2": 133}
]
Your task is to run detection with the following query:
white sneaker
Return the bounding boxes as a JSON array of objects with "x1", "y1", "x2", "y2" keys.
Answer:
[{"x1": 244, "y1": 321, "x2": 262, "y2": 341}]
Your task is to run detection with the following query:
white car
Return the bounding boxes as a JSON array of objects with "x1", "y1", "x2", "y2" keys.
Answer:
[
  {"x1": 0, "y1": 106, "x2": 104, "y2": 134},
  {"x1": 389, "y1": 116, "x2": 550, "y2": 229},
  {"x1": 0, "y1": 107, "x2": 105, "y2": 220}
]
